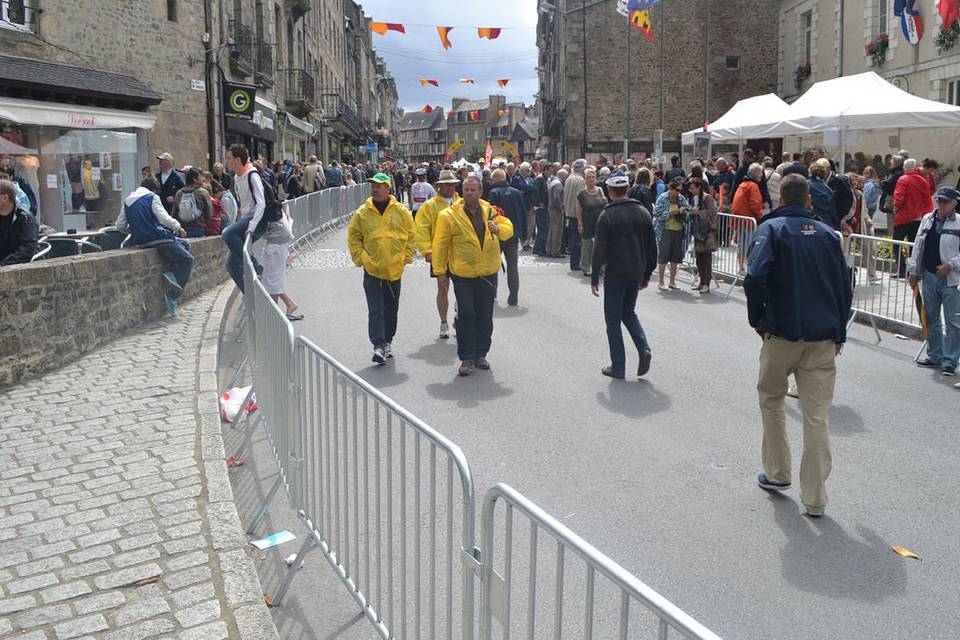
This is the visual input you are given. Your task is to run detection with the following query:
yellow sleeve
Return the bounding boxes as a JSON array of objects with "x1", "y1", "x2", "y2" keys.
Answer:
[
  {"x1": 346, "y1": 210, "x2": 365, "y2": 267},
  {"x1": 416, "y1": 203, "x2": 433, "y2": 255},
  {"x1": 495, "y1": 212, "x2": 514, "y2": 241},
  {"x1": 404, "y1": 206, "x2": 417, "y2": 264},
  {"x1": 432, "y1": 211, "x2": 453, "y2": 276}
]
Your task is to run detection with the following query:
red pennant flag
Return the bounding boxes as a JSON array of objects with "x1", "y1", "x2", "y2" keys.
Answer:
[
  {"x1": 370, "y1": 21, "x2": 405, "y2": 35},
  {"x1": 419, "y1": 79, "x2": 439, "y2": 87},
  {"x1": 422, "y1": 105, "x2": 433, "y2": 113},
  {"x1": 459, "y1": 78, "x2": 476, "y2": 84},
  {"x1": 485, "y1": 139, "x2": 493, "y2": 165},
  {"x1": 497, "y1": 79, "x2": 509, "y2": 88},
  {"x1": 470, "y1": 110, "x2": 481, "y2": 121},
  {"x1": 437, "y1": 26, "x2": 453, "y2": 49},
  {"x1": 478, "y1": 27, "x2": 502, "y2": 40}
]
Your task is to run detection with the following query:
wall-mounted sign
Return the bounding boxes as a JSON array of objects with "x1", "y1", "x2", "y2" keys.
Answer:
[
  {"x1": 223, "y1": 81, "x2": 256, "y2": 121},
  {"x1": 191, "y1": 79, "x2": 206, "y2": 92}
]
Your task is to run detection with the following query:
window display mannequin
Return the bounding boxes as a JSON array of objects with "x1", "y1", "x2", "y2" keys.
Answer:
[
  {"x1": 82, "y1": 159, "x2": 102, "y2": 212},
  {"x1": 65, "y1": 155, "x2": 83, "y2": 213}
]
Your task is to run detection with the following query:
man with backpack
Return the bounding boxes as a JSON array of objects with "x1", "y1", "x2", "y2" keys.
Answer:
[{"x1": 222, "y1": 143, "x2": 282, "y2": 292}]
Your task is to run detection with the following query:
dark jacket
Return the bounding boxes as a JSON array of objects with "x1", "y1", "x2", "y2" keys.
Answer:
[
  {"x1": 156, "y1": 170, "x2": 185, "y2": 213},
  {"x1": 808, "y1": 178, "x2": 837, "y2": 228},
  {"x1": 628, "y1": 184, "x2": 653, "y2": 209},
  {"x1": 15, "y1": 176, "x2": 37, "y2": 216},
  {"x1": 511, "y1": 173, "x2": 536, "y2": 211},
  {"x1": 214, "y1": 171, "x2": 233, "y2": 191},
  {"x1": 533, "y1": 174, "x2": 550, "y2": 208},
  {"x1": 486, "y1": 182, "x2": 526, "y2": 230},
  {"x1": 0, "y1": 208, "x2": 38, "y2": 266},
  {"x1": 780, "y1": 162, "x2": 809, "y2": 178},
  {"x1": 744, "y1": 205, "x2": 852, "y2": 344},
  {"x1": 828, "y1": 173, "x2": 855, "y2": 230},
  {"x1": 591, "y1": 198, "x2": 658, "y2": 286}
]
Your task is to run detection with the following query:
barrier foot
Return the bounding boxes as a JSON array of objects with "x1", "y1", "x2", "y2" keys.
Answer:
[
  {"x1": 227, "y1": 355, "x2": 248, "y2": 390},
  {"x1": 724, "y1": 276, "x2": 740, "y2": 300},
  {"x1": 247, "y1": 475, "x2": 282, "y2": 535},
  {"x1": 914, "y1": 340, "x2": 927, "y2": 363},
  {"x1": 271, "y1": 536, "x2": 314, "y2": 607},
  {"x1": 867, "y1": 314, "x2": 882, "y2": 343}
]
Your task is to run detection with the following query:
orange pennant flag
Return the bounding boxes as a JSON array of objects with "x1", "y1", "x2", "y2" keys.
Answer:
[
  {"x1": 419, "y1": 79, "x2": 439, "y2": 87},
  {"x1": 422, "y1": 105, "x2": 433, "y2": 113},
  {"x1": 497, "y1": 79, "x2": 509, "y2": 88},
  {"x1": 437, "y1": 26, "x2": 453, "y2": 49},
  {"x1": 629, "y1": 10, "x2": 654, "y2": 41},
  {"x1": 370, "y1": 21, "x2": 405, "y2": 35},
  {"x1": 478, "y1": 27, "x2": 502, "y2": 40}
]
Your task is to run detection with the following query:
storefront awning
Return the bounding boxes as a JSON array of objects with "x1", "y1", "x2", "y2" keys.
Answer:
[
  {"x1": 283, "y1": 112, "x2": 315, "y2": 137},
  {"x1": 0, "y1": 96, "x2": 157, "y2": 130}
]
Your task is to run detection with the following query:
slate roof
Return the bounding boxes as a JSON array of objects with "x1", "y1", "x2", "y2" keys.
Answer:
[
  {"x1": 0, "y1": 56, "x2": 161, "y2": 107},
  {"x1": 449, "y1": 99, "x2": 488, "y2": 113},
  {"x1": 398, "y1": 109, "x2": 443, "y2": 131}
]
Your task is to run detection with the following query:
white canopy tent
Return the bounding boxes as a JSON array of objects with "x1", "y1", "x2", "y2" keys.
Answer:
[
  {"x1": 681, "y1": 94, "x2": 793, "y2": 145},
  {"x1": 759, "y1": 71, "x2": 960, "y2": 163}
]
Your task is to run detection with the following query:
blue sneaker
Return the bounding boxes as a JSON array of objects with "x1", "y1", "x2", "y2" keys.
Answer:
[
  {"x1": 162, "y1": 272, "x2": 183, "y2": 293},
  {"x1": 758, "y1": 473, "x2": 791, "y2": 491},
  {"x1": 164, "y1": 292, "x2": 178, "y2": 317}
]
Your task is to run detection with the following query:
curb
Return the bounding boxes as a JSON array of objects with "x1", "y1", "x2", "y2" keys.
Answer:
[{"x1": 197, "y1": 282, "x2": 280, "y2": 640}]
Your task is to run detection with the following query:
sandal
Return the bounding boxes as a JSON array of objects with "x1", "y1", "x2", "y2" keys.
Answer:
[{"x1": 286, "y1": 314, "x2": 304, "y2": 321}]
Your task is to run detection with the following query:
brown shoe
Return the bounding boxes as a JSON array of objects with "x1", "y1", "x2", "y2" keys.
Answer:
[
  {"x1": 458, "y1": 361, "x2": 474, "y2": 377},
  {"x1": 474, "y1": 358, "x2": 491, "y2": 370}
]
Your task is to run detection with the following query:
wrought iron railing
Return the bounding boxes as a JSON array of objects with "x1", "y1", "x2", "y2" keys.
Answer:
[
  {"x1": 255, "y1": 40, "x2": 272, "y2": 76},
  {"x1": 284, "y1": 68, "x2": 316, "y2": 106},
  {"x1": 229, "y1": 19, "x2": 254, "y2": 68}
]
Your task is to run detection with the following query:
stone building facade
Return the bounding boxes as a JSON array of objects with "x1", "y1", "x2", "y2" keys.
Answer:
[
  {"x1": 447, "y1": 95, "x2": 507, "y2": 161},
  {"x1": 537, "y1": 0, "x2": 780, "y2": 162},
  {"x1": 397, "y1": 109, "x2": 447, "y2": 164}
]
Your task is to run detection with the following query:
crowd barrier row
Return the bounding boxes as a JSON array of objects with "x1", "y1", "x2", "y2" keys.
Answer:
[{"x1": 233, "y1": 184, "x2": 722, "y2": 639}]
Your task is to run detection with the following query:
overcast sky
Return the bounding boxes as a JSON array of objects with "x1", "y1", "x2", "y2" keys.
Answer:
[{"x1": 355, "y1": 0, "x2": 539, "y2": 114}]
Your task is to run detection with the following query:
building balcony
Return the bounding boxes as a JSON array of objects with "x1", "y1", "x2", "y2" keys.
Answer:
[
  {"x1": 255, "y1": 41, "x2": 273, "y2": 85},
  {"x1": 228, "y1": 20, "x2": 254, "y2": 77},
  {"x1": 283, "y1": 68, "x2": 315, "y2": 117},
  {"x1": 319, "y1": 92, "x2": 367, "y2": 140}
]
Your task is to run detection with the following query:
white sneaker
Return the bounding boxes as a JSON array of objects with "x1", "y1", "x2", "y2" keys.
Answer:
[
  {"x1": 384, "y1": 343, "x2": 393, "y2": 359},
  {"x1": 439, "y1": 322, "x2": 450, "y2": 339},
  {"x1": 372, "y1": 348, "x2": 385, "y2": 364}
]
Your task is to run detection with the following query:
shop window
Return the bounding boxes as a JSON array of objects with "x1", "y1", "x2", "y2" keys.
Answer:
[
  {"x1": 167, "y1": 0, "x2": 177, "y2": 22},
  {"x1": 725, "y1": 55, "x2": 741, "y2": 71},
  {"x1": 1, "y1": 0, "x2": 33, "y2": 31}
]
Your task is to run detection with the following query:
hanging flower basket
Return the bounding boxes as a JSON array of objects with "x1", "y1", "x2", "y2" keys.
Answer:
[
  {"x1": 794, "y1": 63, "x2": 811, "y2": 90},
  {"x1": 866, "y1": 34, "x2": 889, "y2": 66},
  {"x1": 936, "y1": 19, "x2": 960, "y2": 53}
]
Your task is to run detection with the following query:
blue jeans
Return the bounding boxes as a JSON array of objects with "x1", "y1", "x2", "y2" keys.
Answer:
[
  {"x1": 452, "y1": 273, "x2": 497, "y2": 361},
  {"x1": 363, "y1": 272, "x2": 402, "y2": 349},
  {"x1": 223, "y1": 218, "x2": 262, "y2": 293},
  {"x1": 533, "y1": 208, "x2": 549, "y2": 255},
  {"x1": 921, "y1": 270, "x2": 960, "y2": 368},
  {"x1": 603, "y1": 278, "x2": 650, "y2": 372},
  {"x1": 565, "y1": 217, "x2": 582, "y2": 269},
  {"x1": 152, "y1": 238, "x2": 194, "y2": 299}
]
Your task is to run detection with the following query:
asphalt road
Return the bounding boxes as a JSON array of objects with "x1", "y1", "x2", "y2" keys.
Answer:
[{"x1": 230, "y1": 228, "x2": 959, "y2": 640}]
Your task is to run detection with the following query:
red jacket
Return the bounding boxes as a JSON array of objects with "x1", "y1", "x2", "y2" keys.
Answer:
[{"x1": 893, "y1": 170, "x2": 933, "y2": 226}]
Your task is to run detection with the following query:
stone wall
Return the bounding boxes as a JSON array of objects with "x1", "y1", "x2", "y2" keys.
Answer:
[{"x1": 0, "y1": 238, "x2": 228, "y2": 389}]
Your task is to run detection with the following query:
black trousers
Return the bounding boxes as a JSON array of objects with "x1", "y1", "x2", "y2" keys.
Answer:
[
  {"x1": 363, "y1": 272, "x2": 401, "y2": 348},
  {"x1": 893, "y1": 220, "x2": 921, "y2": 277},
  {"x1": 452, "y1": 273, "x2": 498, "y2": 362}
]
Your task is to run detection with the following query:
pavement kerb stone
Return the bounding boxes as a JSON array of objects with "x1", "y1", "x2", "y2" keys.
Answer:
[{"x1": 197, "y1": 282, "x2": 280, "y2": 640}]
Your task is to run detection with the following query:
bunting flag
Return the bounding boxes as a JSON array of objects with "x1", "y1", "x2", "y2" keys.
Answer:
[
  {"x1": 437, "y1": 26, "x2": 453, "y2": 49},
  {"x1": 478, "y1": 27, "x2": 502, "y2": 40},
  {"x1": 422, "y1": 105, "x2": 434, "y2": 113},
  {"x1": 485, "y1": 139, "x2": 493, "y2": 165},
  {"x1": 938, "y1": 0, "x2": 959, "y2": 26},
  {"x1": 497, "y1": 79, "x2": 509, "y2": 88},
  {"x1": 459, "y1": 78, "x2": 476, "y2": 84},
  {"x1": 469, "y1": 110, "x2": 481, "y2": 121},
  {"x1": 419, "y1": 79, "x2": 439, "y2": 87},
  {"x1": 630, "y1": 9, "x2": 655, "y2": 40},
  {"x1": 498, "y1": 109, "x2": 506, "y2": 117},
  {"x1": 369, "y1": 21, "x2": 405, "y2": 35}
]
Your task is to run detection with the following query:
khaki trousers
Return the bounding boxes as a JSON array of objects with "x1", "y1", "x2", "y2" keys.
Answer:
[
  {"x1": 547, "y1": 210, "x2": 564, "y2": 256},
  {"x1": 758, "y1": 336, "x2": 836, "y2": 510}
]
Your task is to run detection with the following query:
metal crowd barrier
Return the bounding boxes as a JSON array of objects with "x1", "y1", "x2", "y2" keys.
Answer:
[
  {"x1": 231, "y1": 183, "x2": 721, "y2": 640},
  {"x1": 285, "y1": 185, "x2": 370, "y2": 265},
  {"x1": 681, "y1": 212, "x2": 758, "y2": 299},
  {"x1": 845, "y1": 232, "x2": 921, "y2": 337},
  {"x1": 480, "y1": 484, "x2": 721, "y2": 640}
]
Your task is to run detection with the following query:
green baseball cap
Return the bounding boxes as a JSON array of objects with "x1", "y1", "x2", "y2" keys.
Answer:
[{"x1": 367, "y1": 172, "x2": 392, "y2": 184}]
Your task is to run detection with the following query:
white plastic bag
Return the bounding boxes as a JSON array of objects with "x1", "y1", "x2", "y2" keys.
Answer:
[{"x1": 220, "y1": 385, "x2": 255, "y2": 422}]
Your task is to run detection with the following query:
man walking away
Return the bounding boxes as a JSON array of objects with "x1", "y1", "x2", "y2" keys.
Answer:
[
  {"x1": 909, "y1": 187, "x2": 960, "y2": 376},
  {"x1": 591, "y1": 175, "x2": 658, "y2": 379},
  {"x1": 433, "y1": 176, "x2": 514, "y2": 377},
  {"x1": 326, "y1": 161, "x2": 344, "y2": 188},
  {"x1": 416, "y1": 170, "x2": 461, "y2": 339},
  {"x1": 410, "y1": 168, "x2": 436, "y2": 217},
  {"x1": 744, "y1": 174, "x2": 852, "y2": 518},
  {"x1": 116, "y1": 177, "x2": 193, "y2": 317},
  {"x1": 303, "y1": 155, "x2": 322, "y2": 193},
  {"x1": 486, "y1": 168, "x2": 525, "y2": 305},
  {"x1": 564, "y1": 159, "x2": 587, "y2": 270},
  {"x1": 547, "y1": 168, "x2": 566, "y2": 257},
  {"x1": 222, "y1": 144, "x2": 266, "y2": 293},
  {"x1": 347, "y1": 173, "x2": 416, "y2": 364},
  {"x1": 533, "y1": 163, "x2": 553, "y2": 256}
]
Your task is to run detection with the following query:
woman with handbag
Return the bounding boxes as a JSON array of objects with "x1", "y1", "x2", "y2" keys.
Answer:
[
  {"x1": 688, "y1": 178, "x2": 718, "y2": 293},
  {"x1": 260, "y1": 209, "x2": 302, "y2": 320}
]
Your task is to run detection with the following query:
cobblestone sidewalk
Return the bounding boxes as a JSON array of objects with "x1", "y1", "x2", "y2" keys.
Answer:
[{"x1": 0, "y1": 287, "x2": 278, "y2": 640}]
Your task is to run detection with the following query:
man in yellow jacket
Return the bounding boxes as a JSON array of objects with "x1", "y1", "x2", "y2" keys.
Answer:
[
  {"x1": 416, "y1": 169, "x2": 461, "y2": 339},
  {"x1": 433, "y1": 175, "x2": 514, "y2": 376},
  {"x1": 347, "y1": 173, "x2": 416, "y2": 364}
]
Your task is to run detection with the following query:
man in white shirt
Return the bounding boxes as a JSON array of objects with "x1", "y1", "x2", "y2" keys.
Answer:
[
  {"x1": 222, "y1": 143, "x2": 266, "y2": 292},
  {"x1": 410, "y1": 168, "x2": 436, "y2": 217}
]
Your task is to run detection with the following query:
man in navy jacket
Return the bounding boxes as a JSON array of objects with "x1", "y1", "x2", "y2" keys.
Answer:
[
  {"x1": 744, "y1": 173, "x2": 852, "y2": 519},
  {"x1": 487, "y1": 169, "x2": 526, "y2": 305}
]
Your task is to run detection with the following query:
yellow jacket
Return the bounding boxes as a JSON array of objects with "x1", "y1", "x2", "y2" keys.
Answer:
[
  {"x1": 347, "y1": 196, "x2": 416, "y2": 281},
  {"x1": 432, "y1": 200, "x2": 514, "y2": 278},
  {"x1": 415, "y1": 193, "x2": 459, "y2": 255}
]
